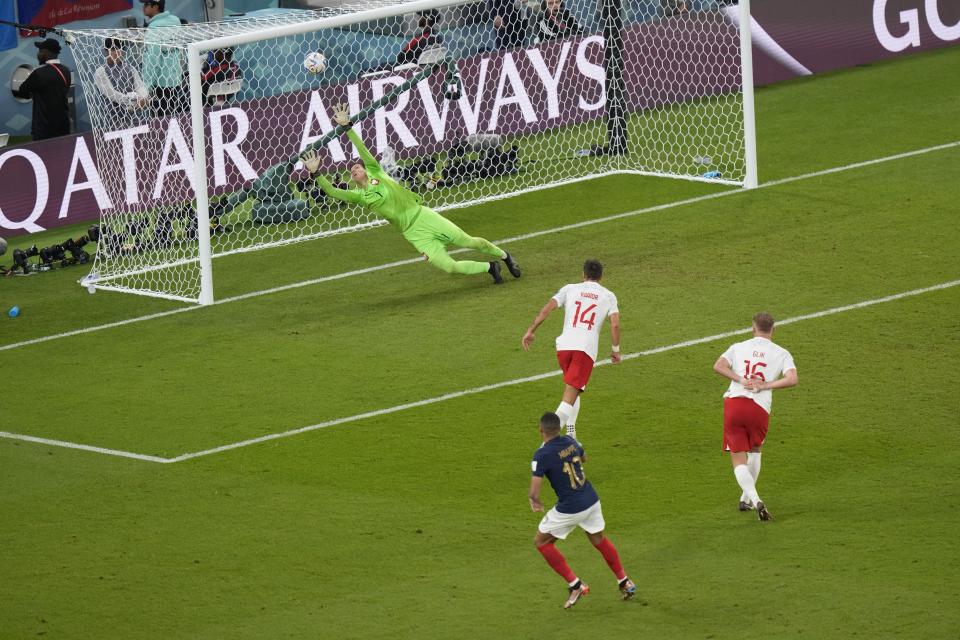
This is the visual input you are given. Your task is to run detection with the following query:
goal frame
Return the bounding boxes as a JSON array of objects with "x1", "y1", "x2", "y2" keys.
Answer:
[{"x1": 83, "y1": 0, "x2": 757, "y2": 305}]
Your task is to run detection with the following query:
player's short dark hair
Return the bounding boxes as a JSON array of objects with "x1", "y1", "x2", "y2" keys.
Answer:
[
  {"x1": 583, "y1": 259, "x2": 603, "y2": 281},
  {"x1": 540, "y1": 412, "x2": 561, "y2": 434},
  {"x1": 753, "y1": 311, "x2": 775, "y2": 333}
]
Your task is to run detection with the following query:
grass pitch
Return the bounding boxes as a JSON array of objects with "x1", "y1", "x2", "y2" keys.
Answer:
[{"x1": 1, "y1": 46, "x2": 959, "y2": 639}]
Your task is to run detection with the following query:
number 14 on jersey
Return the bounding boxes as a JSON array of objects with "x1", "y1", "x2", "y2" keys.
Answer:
[{"x1": 572, "y1": 301, "x2": 597, "y2": 330}]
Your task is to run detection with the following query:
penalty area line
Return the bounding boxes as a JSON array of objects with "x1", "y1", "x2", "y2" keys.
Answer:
[
  {"x1": 0, "y1": 140, "x2": 956, "y2": 355},
  {"x1": 2, "y1": 277, "x2": 956, "y2": 463}
]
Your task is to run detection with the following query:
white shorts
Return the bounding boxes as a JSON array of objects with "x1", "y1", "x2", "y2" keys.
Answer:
[{"x1": 538, "y1": 501, "x2": 605, "y2": 540}]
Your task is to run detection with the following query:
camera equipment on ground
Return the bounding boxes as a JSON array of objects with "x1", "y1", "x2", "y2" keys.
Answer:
[{"x1": 2, "y1": 226, "x2": 100, "y2": 275}]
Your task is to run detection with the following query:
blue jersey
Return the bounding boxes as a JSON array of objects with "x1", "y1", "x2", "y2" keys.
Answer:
[{"x1": 532, "y1": 435, "x2": 599, "y2": 514}]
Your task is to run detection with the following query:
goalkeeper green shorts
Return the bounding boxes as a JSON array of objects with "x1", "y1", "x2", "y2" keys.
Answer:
[
  {"x1": 401, "y1": 207, "x2": 471, "y2": 253},
  {"x1": 400, "y1": 207, "x2": 503, "y2": 275}
]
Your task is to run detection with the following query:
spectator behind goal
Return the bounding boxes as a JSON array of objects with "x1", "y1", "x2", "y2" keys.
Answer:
[
  {"x1": 486, "y1": 0, "x2": 529, "y2": 50},
  {"x1": 93, "y1": 38, "x2": 149, "y2": 124},
  {"x1": 201, "y1": 48, "x2": 243, "y2": 106},
  {"x1": 140, "y1": 0, "x2": 185, "y2": 116},
  {"x1": 537, "y1": 0, "x2": 583, "y2": 42},
  {"x1": 396, "y1": 11, "x2": 444, "y2": 65}
]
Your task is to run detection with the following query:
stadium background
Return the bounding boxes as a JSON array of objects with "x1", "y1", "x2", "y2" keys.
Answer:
[{"x1": 0, "y1": 2, "x2": 958, "y2": 638}]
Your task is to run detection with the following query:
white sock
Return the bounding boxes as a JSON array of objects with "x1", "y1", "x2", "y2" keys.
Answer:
[
  {"x1": 733, "y1": 464, "x2": 760, "y2": 506},
  {"x1": 557, "y1": 400, "x2": 577, "y2": 438},
  {"x1": 740, "y1": 452, "x2": 761, "y2": 502},
  {"x1": 747, "y1": 452, "x2": 761, "y2": 481},
  {"x1": 556, "y1": 401, "x2": 574, "y2": 426},
  {"x1": 568, "y1": 397, "x2": 581, "y2": 425},
  {"x1": 566, "y1": 397, "x2": 581, "y2": 438}
]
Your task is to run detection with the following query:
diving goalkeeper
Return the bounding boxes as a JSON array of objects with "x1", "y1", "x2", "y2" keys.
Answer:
[{"x1": 300, "y1": 104, "x2": 521, "y2": 284}]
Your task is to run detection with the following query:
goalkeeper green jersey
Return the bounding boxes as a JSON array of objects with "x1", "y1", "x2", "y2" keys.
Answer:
[{"x1": 314, "y1": 129, "x2": 424, "y2": 232}]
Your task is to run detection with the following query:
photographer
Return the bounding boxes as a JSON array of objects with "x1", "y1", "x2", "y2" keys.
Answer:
[{"x1": 12, "y1": 38, "x2": 71, "y2": 141}]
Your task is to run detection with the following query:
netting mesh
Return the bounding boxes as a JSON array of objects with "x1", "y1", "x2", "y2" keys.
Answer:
[{"x1": 67, "y1": 0, "x2": 747, "y2": 303}]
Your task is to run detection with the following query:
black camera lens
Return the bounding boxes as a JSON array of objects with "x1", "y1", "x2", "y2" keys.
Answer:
[
  {"x1": 63, "y1": 237, "x2": 91, "y2": 264},
  {"x1": 39, "y1": 244, "x2": 66, "y2": 264},
  {"x1": 12, "y1": 248, "x2": 33, "y2": 273}
]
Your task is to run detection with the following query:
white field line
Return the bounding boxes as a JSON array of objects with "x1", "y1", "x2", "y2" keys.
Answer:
[
  {"x1": 168, "y1": 278, "x2": 960, "y2": 463},
  {"x1": 3, "y1": 278, "x2": 953, "y2": 463},
  {"x1": 1, "y1": 140, "x2": 957, "y2": 355},
  {"x1": 0, "y1": 431, "x2": 169, "y2": 463}
]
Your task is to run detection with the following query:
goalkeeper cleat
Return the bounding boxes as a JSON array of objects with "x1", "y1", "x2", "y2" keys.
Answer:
[
  {"x1": 488, "y1": 261, "x2": 503, "y2": 284},
  {"x1": 756, "y1": 501, "x2": 772, "y2": 522},
  {"x1": 618, "y1": 578, "x2": 637, "y2": 601},
  {"x1": 564, "y1": 581, "x2": 589, "y2": 609},
  {"x1": 502, "y1": 252, "x2": 522, "y2": 278}
]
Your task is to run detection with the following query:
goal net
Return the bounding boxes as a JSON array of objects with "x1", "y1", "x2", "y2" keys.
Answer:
[{"x1": 66, "y1": 0, "x2": 755, "y2": 304}]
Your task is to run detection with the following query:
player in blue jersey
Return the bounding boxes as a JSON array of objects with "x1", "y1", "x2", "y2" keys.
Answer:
[{"x1": 529, "y1": 412, "x2": 637, "y2": 609}]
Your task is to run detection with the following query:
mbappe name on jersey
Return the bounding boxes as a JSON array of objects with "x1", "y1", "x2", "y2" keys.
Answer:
[{"x1": 558, "y1": 443, "x2": 579, "y2": 458}]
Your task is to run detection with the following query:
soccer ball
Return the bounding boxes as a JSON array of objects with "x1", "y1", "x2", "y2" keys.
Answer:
[
  {"x1": 0, "y1": 236, "x2": 7, "y2": 257},
  {"x1": 303, "y1": 51, "x2": 327, "y2": 75}
]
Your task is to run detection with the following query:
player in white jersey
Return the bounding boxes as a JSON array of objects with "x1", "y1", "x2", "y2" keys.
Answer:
[
  {"x1": 713, "y1": 312, "x2": 798, "y2": 521},
  {"x1": 522, "y1": 259, "x2": 621, "y2": 440}
]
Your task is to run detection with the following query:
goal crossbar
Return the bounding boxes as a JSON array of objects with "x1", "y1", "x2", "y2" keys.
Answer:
[{"x1": 189, "y1": 0, "x2": 481, "y2": 56}]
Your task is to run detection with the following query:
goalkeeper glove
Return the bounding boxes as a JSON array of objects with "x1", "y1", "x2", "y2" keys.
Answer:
[
  {"x1": 300, "y1": 148, "x2": 322, "y2": 174},
  {"x1": 332, "y1": 103, "x2": 352, "y2": 127}
]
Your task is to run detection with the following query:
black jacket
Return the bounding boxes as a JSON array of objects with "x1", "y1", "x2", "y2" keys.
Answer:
[
  {"x1": 14, "y1": 62, "x2": 72, "y2": 140},
  {"x1": 538, "y1": 5, "x2": 583, "y2": 41}
]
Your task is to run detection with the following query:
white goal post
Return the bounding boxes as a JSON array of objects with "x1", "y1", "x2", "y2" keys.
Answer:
[{"x1": 66, "y1": 0, "x2": 757, "y2": 305}]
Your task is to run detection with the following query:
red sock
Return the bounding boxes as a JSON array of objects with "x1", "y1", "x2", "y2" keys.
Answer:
[
  {"x1": 592, "y1": 537, "x2": 626, "y2": 581},
  {"x1": 537, "y1": 543, "x2": 577, "y2": 583}
]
